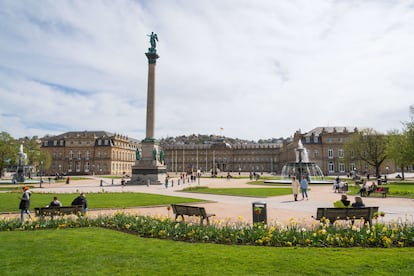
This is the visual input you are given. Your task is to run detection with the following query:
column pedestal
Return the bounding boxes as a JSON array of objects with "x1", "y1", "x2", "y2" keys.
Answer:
[{"x1": 130, "y1": 141, "x2": 167, "y2": 185}]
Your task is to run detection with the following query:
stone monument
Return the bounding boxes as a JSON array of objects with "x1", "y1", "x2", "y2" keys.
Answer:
[
  {"x1": 13, "y1": 144, "x2": 28, "y2": 183},
  {"x1": 130, "y1": 32, "x2": 167, "y2": 185}
]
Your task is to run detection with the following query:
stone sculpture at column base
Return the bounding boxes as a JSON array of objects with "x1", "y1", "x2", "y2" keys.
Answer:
[{"x1": 130, "y1": 141, "x2": 167, "y2": 185}]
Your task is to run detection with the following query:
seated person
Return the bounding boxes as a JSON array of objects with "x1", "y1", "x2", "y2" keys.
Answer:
[
  {"x1": 49, "y1": 196, "x2": 62, "y2": 207},
  {"x1": 351, "y1": 196, "x2": 365, "y2": 208},
  {"x1": 366, "y1": 182, "x2": 377, "y2": 196},
  {"x1": 333, "y1": 195, "x2": 351, "y2": 208},
  {"x1": 333, "y1": 181, "x2": 339, "y2": 193},
  {"x1": 339, "y1": 181, "x2": 348, "y2": 192},
  {"x1": 71, "y1": 192, "x2": 88, "y2": 213},
  {"x1": 359, "y1": 180, "x2": 368, "y2": 197}
]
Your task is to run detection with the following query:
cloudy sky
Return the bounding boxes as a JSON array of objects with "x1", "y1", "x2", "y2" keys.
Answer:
[{"x1": 1, "y1": 0, "x2": 413, "y2": 141}]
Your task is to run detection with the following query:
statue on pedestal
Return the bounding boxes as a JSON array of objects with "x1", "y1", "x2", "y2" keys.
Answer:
[
  {"x1": 152, "y1": 147, "x2": 157, "y2": 160},
  {"x1": 136, "y1": 148, "x2": 141, "y2": 160},
  {"x1": 147, "y1": 32, "x2": 158, "y2": 54}
]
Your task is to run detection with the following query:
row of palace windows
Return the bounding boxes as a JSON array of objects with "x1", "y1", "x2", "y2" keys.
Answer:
[
  {"x1": 170, "y1": 157, "x2": 276, "y2": 162},
  {"x1": 328, "y1": 162, "x2": 364, "y2": 174},
  {"x1": 53, "y1": 150, "x2": 136, "y2": 161},
  {"x1": 53, "y1": 161, "x2": 131, "y2": 173},
  {"x1": 304, "y1": 137, "x2": 347, "y2": 144},
  {"x1": 173, "y1": 149, "x2": 347, "y2": 160},
  {"x1": 48, "y1": 139, "x2": 111, "y2": 146}
]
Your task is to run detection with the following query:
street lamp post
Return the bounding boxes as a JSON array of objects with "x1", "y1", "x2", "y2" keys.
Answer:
[{"x1": 40, "y1": 161, "x2": 43, "y2": 188}]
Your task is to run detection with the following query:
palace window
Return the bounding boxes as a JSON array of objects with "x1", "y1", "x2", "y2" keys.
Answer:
[
  {"x1": 339, "y1": 163, "x2": 345, "y2": 173},
  {"x1": 328, "y1": 162, "x2": 335, "y2": 173},
  {"x1": 328, "y1": 149, "x2": 333, "y2": 158}
]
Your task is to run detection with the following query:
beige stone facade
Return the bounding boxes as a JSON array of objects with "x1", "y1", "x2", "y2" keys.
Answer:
[
  {"x1": 41, "y1": 127, "x2": 406, "y2": 177},
  {"x1": 41, "y1": 131, "x2": 140, "y2": 176},
  {"x1": 162, "y1": 140, "x2": 281, "y2": 175}
]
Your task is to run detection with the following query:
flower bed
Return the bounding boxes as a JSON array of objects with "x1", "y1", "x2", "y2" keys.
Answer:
[{"x1": 1, "y1": 213, "x2": 413, "y2": 248}]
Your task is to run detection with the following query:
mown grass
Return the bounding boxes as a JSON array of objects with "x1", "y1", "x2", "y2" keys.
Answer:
[
  {"x1": 1, "y1": 227, "x2": 413, "y2": 275},
  {"x1": 348, "y1": 182, "x2": 414, "y2": 198},
  {"x1": 181, "y1": 186, "x2": 292, "y2": 197},
  {"x1": 0, "y1": 192, "x2": 205, "y2": 213}
]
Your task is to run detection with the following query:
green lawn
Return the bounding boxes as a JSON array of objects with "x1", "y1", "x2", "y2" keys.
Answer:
[
  {"x1": 181, "y1": 186, "x2": 292, "y2": 197},
  {"x1": 0, "y1": 192, "x2": 205, "y2": 213},
  {"x1": 348, "y1": 182, "x2": 414, "y2": 198},
  {"x1": 1, "y1": 227, "x2": 413, "y2": 275}
]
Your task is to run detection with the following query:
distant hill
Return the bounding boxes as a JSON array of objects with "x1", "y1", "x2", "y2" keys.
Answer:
[{"x1": 158, "y1": 134, "x2": 284, "y2": 145}]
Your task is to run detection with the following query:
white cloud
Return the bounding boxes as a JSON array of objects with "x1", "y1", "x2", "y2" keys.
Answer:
[{"x1": 0, "y1": 0, "x2": 413, "y2": 140}]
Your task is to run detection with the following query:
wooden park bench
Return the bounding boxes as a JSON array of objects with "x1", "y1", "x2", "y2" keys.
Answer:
[
  {"x1": 373, "y1": 187, "x2": 389, "y2": 198},
  {"x1": 171, "y1": 204, "x2": 215, "y2": 225},
  {"x1": 34, "y1": 205, "x2": 84, "y2": 218},
  {"x1": 313, "y1": 207, "x2": 379, "y2": 225}
]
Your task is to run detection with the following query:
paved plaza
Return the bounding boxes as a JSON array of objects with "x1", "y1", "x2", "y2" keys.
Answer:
[{"x1": 2, "y1": 176, "x2": 414, "y2": 225}]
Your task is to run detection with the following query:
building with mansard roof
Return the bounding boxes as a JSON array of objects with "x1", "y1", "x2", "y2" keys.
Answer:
[
  {"x1": 41, "y1": 131, "x2": 140, "y2": 176},
  {"x1": 40, "y1": 127, "x2": 403, "y2": 177}
]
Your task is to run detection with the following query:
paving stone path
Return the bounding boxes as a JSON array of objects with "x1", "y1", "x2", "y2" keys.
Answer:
[{"x1": 2, "y1": 176, "x2": 414, "y2": 225}]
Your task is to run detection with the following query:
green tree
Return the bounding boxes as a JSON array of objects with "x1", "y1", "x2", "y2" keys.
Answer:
[
  {"x1": 386, "y1": 129, "x2": 410, "y2": 180},
  {"x1": 0, "y1": 132, "x2": 18, "y2": 175},
  {"x1": 386, "y1": 105, "x2": 414, "y2": 180},
  {"x1": 344, "y1": 128, "x2": 388, "y2": 177},
  {"x1": 22, "y1": 137, "x2": 51, "y2": 173}
]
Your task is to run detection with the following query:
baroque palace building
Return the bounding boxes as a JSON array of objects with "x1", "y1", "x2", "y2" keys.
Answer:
[
  {"x1": 161, "y1": 140, "x2": 281, "y2": 174},
  {"x1": 41, "y1": 127, "x2": 399, "y2": 176},
  {"x1": 41, "y1": 131, "x2": 140, "y2": 176}
]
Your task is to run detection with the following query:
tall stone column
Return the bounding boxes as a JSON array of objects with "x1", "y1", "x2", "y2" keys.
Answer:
[
  {"x1": 130, "y1": 33, "x2": 166, "y2": 185},
  {"x1": 145, "y1": 52, "x2": 158, "y2": 141}
]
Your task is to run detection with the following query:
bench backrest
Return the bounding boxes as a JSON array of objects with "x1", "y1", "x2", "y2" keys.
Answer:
[
  {"x1": 316, "y1": 207, "x2": 379, "y2": 221},
  {"x1": 171, "y1": 204, "x2": 207, "y2": 217},
  {"x1": 377, "y1": 187, "x2": 389, "y2": 192},
  {"x1": 35, "y1": 205, "x2": 84, "y2": 216}
]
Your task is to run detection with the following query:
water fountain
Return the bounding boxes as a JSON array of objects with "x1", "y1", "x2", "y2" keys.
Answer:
[{"x1": 265, "y1": 140, "x2": 333, "y2": 184}]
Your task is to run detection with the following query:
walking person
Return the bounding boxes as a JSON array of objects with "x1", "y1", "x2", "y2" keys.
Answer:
[
  {"x1": 165, "y1": 176, "x2": 169, "y2": 189},
  {"x1": 291, "y1": 176, "x2": 299, "y2": 201},
  {"x1": 300, "y1": 176, "x2": 309, "y2": 200},
  {"x1": 19, "y1": 186, "x2": 32, "y2": 222}
]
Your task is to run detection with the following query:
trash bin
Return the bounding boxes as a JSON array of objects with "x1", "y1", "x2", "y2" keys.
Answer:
[{"x1": 252, "y1": 201, "x2": 267, "y2": 224}]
